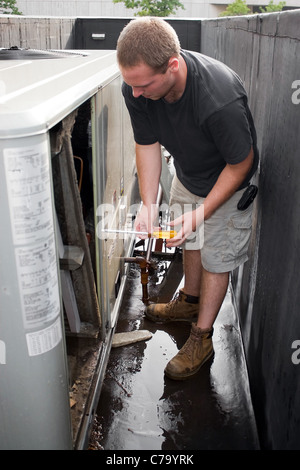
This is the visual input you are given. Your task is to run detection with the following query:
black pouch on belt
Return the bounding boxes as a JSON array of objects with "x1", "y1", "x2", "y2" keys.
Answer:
[{"x1": 237, "y1": 184, "x2": 258, "y2": 211}]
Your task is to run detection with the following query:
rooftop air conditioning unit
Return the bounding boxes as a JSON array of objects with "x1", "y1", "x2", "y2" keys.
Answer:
[{"x1": 0, "y1": 47, "x2": 138, "y2": 449}]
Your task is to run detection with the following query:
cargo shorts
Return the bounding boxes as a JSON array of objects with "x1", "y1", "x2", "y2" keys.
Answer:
[{"x1": 169, "y1": 175, "x2": 253, "y2": 274}]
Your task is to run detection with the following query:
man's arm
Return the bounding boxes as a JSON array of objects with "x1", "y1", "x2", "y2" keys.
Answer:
[
  {"x1": 167, "y1": 147, "x2": 254, "y2": 246},
  {"x1": 135, "y1": 142, "x2": 162, "y2": 233},
  {"x1": 203, "y1": 146, "x2": 254, "y2": 220}
]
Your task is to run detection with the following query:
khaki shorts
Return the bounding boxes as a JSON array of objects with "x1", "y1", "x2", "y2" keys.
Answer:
[{"x1": 169, "y1": 175, "x2": 253, "y2": 273}]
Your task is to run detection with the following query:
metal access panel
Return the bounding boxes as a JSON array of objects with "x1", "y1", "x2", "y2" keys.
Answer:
[
  {"x1": 75, "y1": 18, "x2": 202, "y2": 53},
  {"x1": 93, "y1": 75, "x2": 138, "y2": 337},
  {"x1": 0, "y1": 48, "x2": 137, "y2": 449}
]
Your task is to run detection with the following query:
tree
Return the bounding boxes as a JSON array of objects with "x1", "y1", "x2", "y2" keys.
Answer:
[
  {"x1": 219, "y1": 0, "x2": 251, "y2": 16},
  {"x1": 259, "y1": 0, "x2": 286, "y2": 12},
  {"x1": 0, "y1": 0, "x2": 22, "y2": 14},
  {"x1": 113, "y1": 0, "x2": 184, "y2": 17}
]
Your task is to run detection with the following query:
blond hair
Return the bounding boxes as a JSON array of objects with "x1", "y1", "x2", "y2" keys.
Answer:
[{"x1": 117, "y1": 17, "x2": 181, "y2": 73}]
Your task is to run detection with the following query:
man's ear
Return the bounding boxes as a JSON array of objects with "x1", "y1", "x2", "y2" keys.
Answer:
[{"x1": 168, "y1": 57, "x2": 180, "y2": 73}]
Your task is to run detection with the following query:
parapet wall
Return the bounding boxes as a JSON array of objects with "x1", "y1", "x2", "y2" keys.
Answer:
[
  {"x1": 201, "y1": 10, "x2": 300, "y2": 449},
  {"x1": 0, "y1": 15, "x2": 76, "y2": 49}
]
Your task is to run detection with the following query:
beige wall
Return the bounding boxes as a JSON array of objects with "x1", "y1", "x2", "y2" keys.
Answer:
[{"x1": 14, "y1": 0, "x2": 300, "y2": 19}]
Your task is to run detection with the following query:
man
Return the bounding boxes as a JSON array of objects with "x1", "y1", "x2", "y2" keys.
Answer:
[{"x1": 117, "y1": 17, "x2": 258, "y2": 380}]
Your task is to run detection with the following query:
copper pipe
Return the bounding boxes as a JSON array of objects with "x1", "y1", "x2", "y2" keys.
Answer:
[
  {"x1": 123, "y1": 256, "x2": 150, "y2": 303},
  {"x1": 123, "y1": 185, "x2": 163, "y2": 304}
]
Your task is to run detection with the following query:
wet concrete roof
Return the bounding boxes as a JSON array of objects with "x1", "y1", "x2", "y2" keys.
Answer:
[{"x1": 92, "y1": 249, "x2": 259, "y2": 450}]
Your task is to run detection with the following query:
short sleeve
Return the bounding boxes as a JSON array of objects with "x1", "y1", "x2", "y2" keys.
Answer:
[
  {"x1": 122, "y1": 82, "x2": 158, "y2": 145},
  {"x1": 205, "y1": 99, "x2": 253, "y2": 164}
]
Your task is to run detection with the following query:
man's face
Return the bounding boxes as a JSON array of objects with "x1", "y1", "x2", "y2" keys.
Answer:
[{"x1": 120, "y1": 61, "x2": 176, "y2": 101}]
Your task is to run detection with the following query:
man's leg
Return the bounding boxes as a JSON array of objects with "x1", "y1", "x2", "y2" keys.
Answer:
[
  {"x1": 164, "y1": 262, "x2": 229, "y2": 380},
  {"x1": 197, "y1": 268, "x2": 229, "y2": 329},
  {"x1": 182, "y1": 249, "x2": 202, "y2": 297},
  {"x1": 163, "y1": 184, "x2": 253, "y2": 379},
  {"x1": 183, "y1": 251, "x2": 229, "y2": 328},
  {"x1": 145, "y1": 249, "x2": 201, "y2": 323}
]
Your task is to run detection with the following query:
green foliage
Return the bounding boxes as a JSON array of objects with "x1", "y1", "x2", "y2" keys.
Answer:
[
  {"x1": 113, "y1": 0, "x2": 184, "y2": 17},
  {"x1": 0, "y1": 0, "x2": 22, "y2": 14},
  {"x1": 219, "y1": 0, "x2": 251, "y2": 16},
  {"x1": 219, "y1": 0, "x2": 286, "y2": 17},
  {"x1": 259, "y1": 0, "x2": 286, "y2": 12}
]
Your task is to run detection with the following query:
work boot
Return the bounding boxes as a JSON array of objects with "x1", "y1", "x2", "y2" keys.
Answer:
[
  {"x1": 165, "y1": 323, "x2": 214, "y2": 380},
  {"x1": 145, "y1": 289, "x2": 199, "y2": 323}
]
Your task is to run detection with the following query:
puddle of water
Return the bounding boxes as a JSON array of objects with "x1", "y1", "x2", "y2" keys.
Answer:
[
  {"x1": 93, "y1": 256, "x2": 259, "y2": 450},
  {"x1": 102, "y1": 330, "x2": 178, "y2": 450}
]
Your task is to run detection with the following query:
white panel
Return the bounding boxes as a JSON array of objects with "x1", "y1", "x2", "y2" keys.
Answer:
[{"x1": 0, "y1": 50, "x2": 118, "y2": 138}]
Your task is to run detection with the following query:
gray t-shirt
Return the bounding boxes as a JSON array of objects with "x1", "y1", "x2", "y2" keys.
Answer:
[{"x1": 122, "y1": 50, "x2": 259, "y2": 197}]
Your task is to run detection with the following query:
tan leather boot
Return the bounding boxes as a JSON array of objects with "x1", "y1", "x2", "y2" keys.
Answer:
[
  {"x1": 165, "y1": 323, "x2": 214, "y2": 380},
  {"x1": 145, "y1": 289, "x2": 199, "y2": 323}
]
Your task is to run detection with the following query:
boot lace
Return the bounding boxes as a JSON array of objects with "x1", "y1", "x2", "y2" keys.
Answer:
[{"x1": 165, "y1": 291, "x2": 183, "y2": 313}]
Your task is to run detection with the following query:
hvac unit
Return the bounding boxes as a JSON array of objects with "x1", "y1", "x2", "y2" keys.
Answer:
[{"x1": 0, "y1": 48, "x2": 138, "y2": 449}]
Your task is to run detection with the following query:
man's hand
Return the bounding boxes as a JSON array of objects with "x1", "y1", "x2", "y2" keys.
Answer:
[
  {"x1": 166, "y1": 205, "x2": 204, "y2": 247},
  {"x1": 134, "y1": 204, "x2": 159, "y2": 239}
]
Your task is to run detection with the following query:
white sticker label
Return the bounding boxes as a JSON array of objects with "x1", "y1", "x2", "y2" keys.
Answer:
[
  {"x1": 15, "y1": 235, "x2": 60, "y2": 328},
  {"x1": 26, "y1": 316, "x2": 62, "y2": 357},
  {"x1": 4, "y1": 142, "x2": 53, "y2": 245}
]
